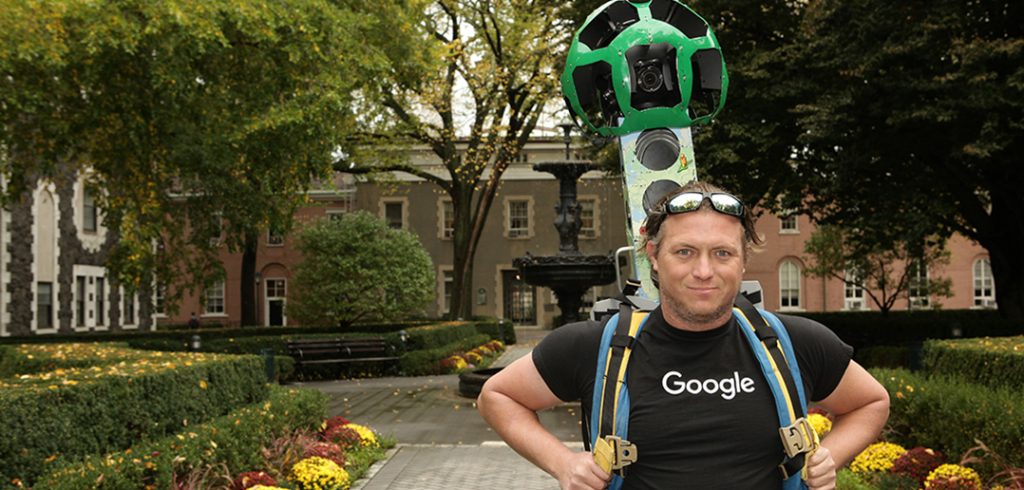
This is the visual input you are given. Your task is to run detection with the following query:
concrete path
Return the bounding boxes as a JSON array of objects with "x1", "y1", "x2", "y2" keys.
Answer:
[{"x1": 295, "y1": 326, "x2": 581, "y2": 489}]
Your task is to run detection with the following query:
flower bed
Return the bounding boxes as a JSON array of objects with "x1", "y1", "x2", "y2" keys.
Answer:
[{"x1": 440, "y1": 340, "x2": 506, "y2": 374}]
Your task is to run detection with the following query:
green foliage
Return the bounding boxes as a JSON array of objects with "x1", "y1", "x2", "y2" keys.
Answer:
[
  {"x1": 872, "y1": 368, "x2": 1024, "y2": 475},
  {"x1": 922, "y1": 336, "x2": 1024, "y2": 391},
  {"x1": 35, "y1": 385, "x2": 326, "y2": 489},
  {"x1": 288, "y1": 212, "x2": 435, "y2": 326},
  {"x1": 0, "y1": 345, "x2": 267, "y2": 485},
  {"x1": 789, "y1": 0, "x2": 1024, "y2": 319},
  {"x1": 472, "y1": 318, "x2": 518, "y2": 346},
  {"x1": 0, "y1": 0, "x2": 402, "y2": 311},
  {"x1": 399, "y1": 334, "x2": 492, "y2": 376},
  {"x1": 836, "y1": 468, "x2": 875, "y2": 490},
  {"x1": 804, "y1": 224, "x2": 953, "y2": 314},
  {"x1": 402, "y1": 322, "x2": 480, "y2": 351}
]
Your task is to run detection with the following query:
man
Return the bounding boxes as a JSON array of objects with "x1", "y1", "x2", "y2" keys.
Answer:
[{"x1": 478, "y1": 181, "x2": 889, "y2": 489}]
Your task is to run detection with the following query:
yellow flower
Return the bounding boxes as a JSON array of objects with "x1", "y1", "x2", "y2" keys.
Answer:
[
  {"x1": 199, "y1": 380, "x2": 209, "y2": 389},
  {"x1": 807, "y1": 414, "x2": 832, "y2": 438},
  {"x1": 291, "y1": 456, "x2": 350, "y2": 490},
  {"x1": 343, "y1": 423, "x2": 379, "y2": 447},
  {"x1": 851, "y1": 442, "x2": 907, "y2": 473},
  {"x1": 925, "y1": 464, "x2": 982, "y2": 489}
]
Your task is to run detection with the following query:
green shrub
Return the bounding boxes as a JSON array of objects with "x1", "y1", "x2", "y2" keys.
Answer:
[
  {"x1": 35, "y1": 385, "x2": 326, "y2": 489},
  {"x1": 287, "y1": 211, "x2": 435, "y2": 326},
  {"x1": 922, "y1": 336, "x2": 1024, "y2": 391},
  {"x1": 403, "y1": 322, "x2": 480, "y2": 351},
  {"x1": 872, "y1": 368, "x2": 1024, "y2": 475},
  {"x1": 855, "y1": 344, "x2": 914, "y2": 369},
  {"x1": 797, "y1": 310, "x2": 1021, "y2": 351},
  {"x1": 399, "y1": 333, "x2": 492, "y2": 376},
  {"x1": 0, "y1": 346, "x2": 268, "y2": 486}
]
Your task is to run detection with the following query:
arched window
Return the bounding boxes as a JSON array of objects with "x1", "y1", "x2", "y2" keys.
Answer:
[
  {"x1": 973, "y1": 258, "x2": 995, "y2": 308},
  {"x1": 779, "y1": 260, "x2": 801, "y2": 310}
]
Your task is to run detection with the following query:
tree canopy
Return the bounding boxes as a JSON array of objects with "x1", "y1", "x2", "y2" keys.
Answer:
[
  {"x1": 0, "y1": 0, "x2": 396, "y2": 313},
  {"x1": 288, "y1": 212, "x2": 435, "y2": 326}
]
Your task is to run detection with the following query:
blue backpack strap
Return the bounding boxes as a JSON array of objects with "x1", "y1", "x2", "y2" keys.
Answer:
[
  {"x1": 591, "y1": 304, "x2": 650, "y2": 489},
  {"x1": 733, "y1": 295, "x2": 815, "y2": 490}
]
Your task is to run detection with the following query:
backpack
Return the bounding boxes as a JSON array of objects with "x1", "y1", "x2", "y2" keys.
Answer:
[{"x1": 584, "y1": 294, "x2": 819, "y2": 490}]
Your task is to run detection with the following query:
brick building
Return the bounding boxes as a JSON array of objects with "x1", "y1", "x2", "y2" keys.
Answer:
[{"x1": 1, "y1": 140, "x2": 998, "y2": 335}]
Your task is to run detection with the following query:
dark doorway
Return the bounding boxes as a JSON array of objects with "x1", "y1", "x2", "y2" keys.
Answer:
[{"x1": 502, "y1": 270, "x2": 536, "y2": 325}]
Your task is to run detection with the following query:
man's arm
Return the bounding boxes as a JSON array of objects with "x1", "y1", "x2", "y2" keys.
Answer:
[
  {"x1": 477, "y1": 355, "x2": 610, "y2": 490},
  {"x1": 804, "y1": 360, "x2": 890, "y2": 489}
]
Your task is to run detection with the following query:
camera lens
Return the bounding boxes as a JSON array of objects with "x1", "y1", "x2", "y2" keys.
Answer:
[{"x1": 636, "y1": 62, "x2": 664, "y2": 93}]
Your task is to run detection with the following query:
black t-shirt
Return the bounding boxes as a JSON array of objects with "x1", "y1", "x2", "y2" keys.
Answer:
[{"x1": 533, "y1": 307, "x2": 853, "y2": 490}]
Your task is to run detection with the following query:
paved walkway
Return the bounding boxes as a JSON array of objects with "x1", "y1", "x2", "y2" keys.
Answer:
[{"x1": 295, "y1": 326, "x2": 580, "y2": 490}]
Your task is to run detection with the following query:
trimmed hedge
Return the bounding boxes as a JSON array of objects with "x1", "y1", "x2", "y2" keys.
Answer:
[
  {"x1": 400, "y1": 333, "x2": 492, "y2": 376},
  {"x1": 0, "y1": 346, "x2": 268, "y2": 485},
  {"x1": 921, "y1": 336, "x2": 1024, "y2": 391},
  {"x1": 473, "y1": 318, "x2": 517, "y2": 345},
  {"x1": 872, "y1": 368, "x2": 1024, "y2": 474},
  {"x1": 35, "y1": 384, "x2": 326, "y2": 489},
  {"x1": 796, "y1": 309, "x2": 1021, "y2": 352}
]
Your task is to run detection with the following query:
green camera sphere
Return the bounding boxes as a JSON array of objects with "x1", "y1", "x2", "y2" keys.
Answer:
[{"x1": 561, "y1": 0, "x2": 728, "y2": 137}]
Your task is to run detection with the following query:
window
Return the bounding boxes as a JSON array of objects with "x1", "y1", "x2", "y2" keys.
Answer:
[
  {"x1": 779, "y1": 260, "x2": 801, "y2": 309},
  {"x1": 440, "y1": 199, "x2": 454, "y2": 239},
  {"x1": 83, "y1": 188, "x2": 97, "y2": 232},
  {"x1": 96, "y1": 277, "x2": 105, "y2": 326},
  {"x1": 123, "y1": 292, "x2": 135, "y2": 325},
  {"x1": 973, "y1": 258, "x2": 996, "y2": 308},
  {"x1": 908, "y1": 260, "x2": 930, "y2": 309},
  {"x1": 37, "y1": 282, "x2": 53, "y2": 329},
  {"x1": 383, "y1": 201, "x2": 404, "y2": 229},
  {"x1": 508, "y1": 199, "x2": 530, "y2": 238},
  {"x1": 579, "y1": 198, "x2": 596, "y2": 239},
  {"x1": 442, "y1": 270, "x2": 454, "y2": 315},
  {"x1": 267, "y1": 227, "x2": 285, "y2": 246},
  {"x1": 208, "y1": 212, "x2": 223, "y2": 246},
  {"x1": 326, "y1": 209, "x2": 346, "y2": 222},
  {"x1": 154, "y1": 283, "x2": 166, "y2": 315},
  {"x1": 843, "y1": 270, "x2": 865, "y2": 311},
  {"x1": 76, "y1": 276, "x2": 86, "y2": 326},
  {"x1": 780, "y1": 214, "x2": 798, "y2": 233},
  {"x1": 204, "y1": 281, "x2": 225, "y2": 315},
  {"x1": 266, "y1": 279, "x2": 286, "y2": 298}
]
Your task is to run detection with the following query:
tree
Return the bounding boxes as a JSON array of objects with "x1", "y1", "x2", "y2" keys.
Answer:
[
  {"x1": 339, "y1": 0, "x2": 573, "y2": 319},
  {"x1": 1, "y1": 0, "x2": 387, "y2": 319},
  {"x1": 804, "y1": 224, "x2": 952, "y2": 314},
  {"x1": 288, "y1": 212, "x2": 435, "y2": 326},
  {"x1": 787, "y1": 0, "x2": 1024, "y2": 319}
]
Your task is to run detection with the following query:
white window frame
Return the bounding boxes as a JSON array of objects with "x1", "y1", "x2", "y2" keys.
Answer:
[
  {"x1": 779, "y1": 260, "x2": 802, "y2": 311},
  {"x1": 908, "y1": 261, "x2": 930, "y2": 309},
  {"x1": 843, "y1": 269, "x2": 867, "y2": 311},
  {"x1": 380, "y1": 197, "x2": 408, "y2": 230},
  {"x1": 208, "y1": 211, "x2": 223, "y2": 247},
  {"x1": 439, "y1": 267, "x2": 454, "y2": 315},
  {"x1": 36, "y1": 282, "x2": 54, "y2": 329},
  {"x1": 438, "y1": 198, "x2": 454, "y2": 240},
  {"x1": 504, "y1": 196, "x2": 534, "y2": 239},
  {"x1": 267, "y1": 227, "x2": 285, "y2": 247},
  {"x1": 973, "y1": 258, "x2": 996, "y2": 308},
  {"x1": 326, "y1": 209, "x2": 347, "y2": 222},
  {"x1": 578, "y1": 196, "x2": 600, "y2": 239},
  {"x1": 82, "y1": 188, "x2": 98, "y2": 233},
  {"x1": 203, "y1": 280, "x2": 226, "y2": 316},
  {"x1": 122, "y1": 288, "x2": 137, "y2": 327},
  {"x1": 264, "y1": 278, "x2": 287, "y2": 326},
  {"x1": 779, "y1": 213, "x2": 798, "y2": 234}
]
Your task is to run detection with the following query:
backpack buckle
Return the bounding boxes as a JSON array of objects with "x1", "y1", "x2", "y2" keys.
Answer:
[
  {"x1": 778, "y1": 417, "x2": 818, "y2": 458},
  {"x1": 593, "y1": 435, "x2": 638, "y2": 475}
]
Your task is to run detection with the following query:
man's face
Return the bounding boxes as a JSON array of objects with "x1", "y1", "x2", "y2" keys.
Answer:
[{"x1": 646, "y1": 209, "x2": 745, "y2": 329}]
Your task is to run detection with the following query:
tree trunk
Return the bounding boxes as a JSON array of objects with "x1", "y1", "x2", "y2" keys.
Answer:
[
  {"x1": 240, "y1": 232, "x2": 258, "y2": 326},
  {"x1": 450, "y1": 184, "x2": 475, "y2": 320},
  {"x1": 985, "y1": 233, "x2": 1024, "y2": 323}
]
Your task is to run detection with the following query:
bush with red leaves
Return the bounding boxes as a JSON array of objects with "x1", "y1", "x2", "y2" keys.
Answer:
[
  {"x1": 891, "y1": 447, "x2": 946, "y2": 484},
  {"x1": 305, "y1": 441, "x2": 347, "y2": 468},
  {"x1": 323, "y1": 415, "x2": 352, "y2": 432},
  {"x1": 323, "y1": 425, "x2": 362, "y2": 451}
]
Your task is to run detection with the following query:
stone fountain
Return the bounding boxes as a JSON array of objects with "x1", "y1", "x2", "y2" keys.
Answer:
[{"x1": 512, "y1": 160, "x2": 617, "y2": 326}]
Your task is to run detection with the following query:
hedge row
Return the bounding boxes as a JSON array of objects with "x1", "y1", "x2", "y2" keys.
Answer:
[
  {"x1": 872, "y1": 368, "x2": 1024, "y2": 474},
  {"x1": 0, "y1": 347, "x2": 268, "y2": 485},
  {"x1": 399, "y1": 333, "x2": 493, "y2": 376},
  {"x1": 0, "y1": 342, "x2": 150, "y2": 378},
  {"x1": 921, "y1": 336, "x2": 1024, "y2": 391},
  {"x1": 797, "y1": 309, "x2": 1022, "y2": 351},
  {"x1": 34, "y1": 384, "x2": 326, "y2": 489}
]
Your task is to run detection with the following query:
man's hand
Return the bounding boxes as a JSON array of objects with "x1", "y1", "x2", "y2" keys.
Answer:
[
  {"x1": 557, "y1": 451, "x2": 611, "y2": 490},
  {"x1": 803, "y1": 446, "x2": 836, "y2": 490}
]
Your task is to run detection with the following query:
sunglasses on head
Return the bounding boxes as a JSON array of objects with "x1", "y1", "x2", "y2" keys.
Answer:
[{"x1": 664, "y1": 191, "x2": 745, "y2": 218}]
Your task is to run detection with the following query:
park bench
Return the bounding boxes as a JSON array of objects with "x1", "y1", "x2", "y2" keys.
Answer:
[{"x1": 286, "y1": 337, "x2": 400, "y2": 370}]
